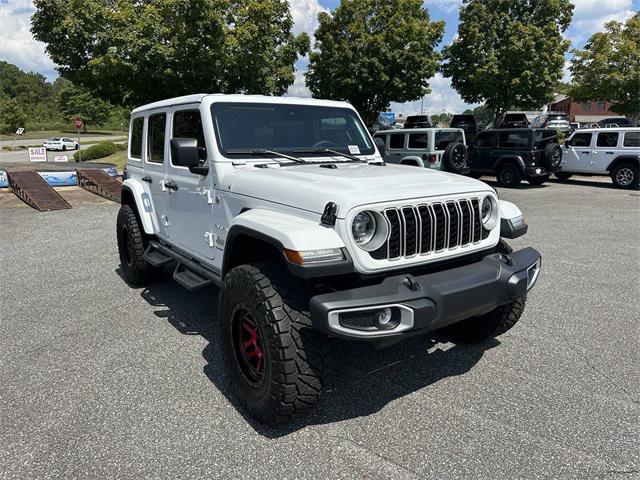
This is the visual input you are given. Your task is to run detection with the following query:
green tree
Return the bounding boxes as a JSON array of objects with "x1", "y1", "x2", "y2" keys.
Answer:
[
  {"x1": 31, "y1": 0, "x2": 309, "y2": 107},
  {"x1": 306, "y1": 0, "x2": 444, "y2": 124},
  {"x1": 55, "y1": 79, "x2": 113, "y2": 132},
  {"x1": 1, "y1": 98, "x2": 28, "y2": 132},
  {"x1": 431, "y1": 112, "x2": 453, "y2": 127},
  {"x1": 570, "y1": 12, "x2": 640, "y2": 119},
  {"x1": 442, "y1": 0, "x2": 573, "y2": 122}
]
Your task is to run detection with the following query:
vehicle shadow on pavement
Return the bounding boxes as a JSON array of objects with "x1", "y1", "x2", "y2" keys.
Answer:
[{"x1": 136, "y1": 276, "x2": 499, "y2": 438}]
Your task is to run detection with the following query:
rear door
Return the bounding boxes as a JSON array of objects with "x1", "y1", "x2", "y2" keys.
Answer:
[
  {"x1": 386, "y1": 132, "x2": 406, "y2": 164},
  {"x1": 164, "y1": 106, "x2": 216, "y2": 260},
  {"x1": 592, "y1": 131, "x2": 620, "y2": 173},
  {"x1": 144, "y1": 110, "x2": 170, "y2": 238},
  {"x1": 562, "y1": 132, "x2": 593, "y2": 172},
  {"x1": 468, "y1": 131, "x2": 496, "y2": 170}
]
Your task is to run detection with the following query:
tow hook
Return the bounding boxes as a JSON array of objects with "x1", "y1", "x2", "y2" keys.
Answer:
[{"x1": 403, "y1": 275, "x2": 422, "y2": 291}]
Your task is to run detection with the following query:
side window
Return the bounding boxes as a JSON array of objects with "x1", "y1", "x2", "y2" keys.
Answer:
[
  {"x1": 474, "y1": 132, "x2": 494, "y2": 148},
  {"x1": 623, "y1": 132, "x2": 640, "y2": 147},
  {"x1": 389, "y1": 133, "x2": 404, "y2": 149},
  {"x1": 147, "y1": 113, "x2": 166, "y2": 163},
  {"x1": 434, "y1": 131, "x2": 463, "y2": 150},
  {"x1": 408, "y1": 133, "x2": 428, "y2": 149},
  {"x1": 173, "y1": 110, "x2": 207, "y2": 162},
  {"x1": 596, "y1": 132, "x2": 619, "y2": 148},
  {"x1": 498, "y1": 132, "x2": 529, "y2": 149},
  {"x1": 569, "y1": 132, "x2": 592, "y2": 147},
  {"x1": 130, "y1": 117, "x2": 144, "y2": 159}
]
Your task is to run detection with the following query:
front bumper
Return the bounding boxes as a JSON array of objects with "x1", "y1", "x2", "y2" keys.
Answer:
[{"x1": 309, "y1": 247, "x2": 541, "y2": 342}]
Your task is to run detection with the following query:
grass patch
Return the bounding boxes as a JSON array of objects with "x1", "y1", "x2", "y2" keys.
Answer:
[
  {"x1": 0, "y1": 130, "x2": 126, "y2": 141},
  {"x1": 84, "y1": 149, "x2": 127, "y2": 170}
]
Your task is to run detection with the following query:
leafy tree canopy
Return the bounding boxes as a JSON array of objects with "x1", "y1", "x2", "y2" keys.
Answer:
[
  {"x1": 55, "y1": 78, "x2": 114, "y2": 132},
  {"x1": 31, "y1": 0, "x2": 309, "y2": 107},
  {"x1": 442, "y1": 0, "x2": 573, "y2": 121},
  {"x1": 570, "y1": 12, "x2": 640, "y2": 119},
  {"x1": 306, "y1": 0, "x2": 444, "y2": 124}
]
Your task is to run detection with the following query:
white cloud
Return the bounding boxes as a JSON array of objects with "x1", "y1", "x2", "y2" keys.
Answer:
[
  {"x1": 286, "y1": 68, "x2": 311, "y2": 97},
  {"x1": 289, "y1": 0, "x2": 327, "y2": 36},
  {"x1": 424, "y1": 0, "x2": 463, "y2": 13},
  {"x1": 567, "y1": 0, "x2": 635, "y2": 45},
  {"x1": 0, "y1": 0, "x2": 57, "y2": 80},
  {"x1": 390, "y1": 73, "x2": 476, "y2": 116}
]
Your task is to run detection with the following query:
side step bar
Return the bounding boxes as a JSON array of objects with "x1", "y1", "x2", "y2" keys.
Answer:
[{"x1": 147, "y1": 240, "x2": 220, "y2": 291}]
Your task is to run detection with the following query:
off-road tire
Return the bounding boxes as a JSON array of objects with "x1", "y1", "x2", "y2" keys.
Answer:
[
  {"x1": 442, "y1": 142, "x2": 468, "y2": 173},
  {"x1": 218, "y1": 262, "x2": 332, "y2": 425},
  {"x1": 611, "y1": 162, "x2": 639, "y2": 189},
  {"x1": 543, "y1": 143, "x2": 562, "y2": 170},
  {"x1": 496, "y1": 163, "x2": 522, "y2": 187},
  {"x1": 116, "y1": 204, "x2": 160, "y2": 285},
  {"x1": 528, "y1": 175, "x2": 549, "y2": 186},
  {"x1": 554, "y1": 172, "x2": 572, "y2": 181},
  {"x1": 442, "y1": 240, "x2": 526, "y2": 343}
]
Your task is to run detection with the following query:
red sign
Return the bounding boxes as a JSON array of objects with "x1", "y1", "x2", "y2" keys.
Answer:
[{"x1": 75, "y1": 117, "x2": 83, "y2": 130}]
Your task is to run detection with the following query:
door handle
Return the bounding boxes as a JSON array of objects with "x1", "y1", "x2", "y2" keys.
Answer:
[
  {"x1": 605, "y1": 152, "x2": 614, "y2": 155},
  {"x1": 141, "y1": 175, "x2": 152, "y2": 183},
  {"x1": 165, "y1": 180, "x2": 179, "y2": 191}
]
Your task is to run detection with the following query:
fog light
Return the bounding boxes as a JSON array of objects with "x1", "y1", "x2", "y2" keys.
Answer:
[{"x1": 376, "y1": 307, "x2": 399, "y2": 330}]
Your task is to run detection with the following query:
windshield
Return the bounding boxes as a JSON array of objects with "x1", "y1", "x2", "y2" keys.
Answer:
[{"x1": 212, "y1": 103, "x2": 374, "y2": 158}]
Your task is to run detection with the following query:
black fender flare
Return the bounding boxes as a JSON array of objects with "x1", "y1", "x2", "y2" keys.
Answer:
[
  {"x1": 606, "y1": 155, "x2": 640, "y2": 172},
  {"x1": 492, "y1": 155, "x2": 525, "y2": 172}
]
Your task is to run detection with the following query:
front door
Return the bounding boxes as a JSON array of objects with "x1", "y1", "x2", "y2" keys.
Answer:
[
  {"x1": 164, "y1": 106, "x2": 216, "y2": 260},
  {"x1": 562, "y1": 132, "x2": 594, "y2": 173}
]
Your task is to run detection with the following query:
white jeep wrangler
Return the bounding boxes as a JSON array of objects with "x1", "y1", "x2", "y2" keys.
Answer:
[{"x1": 117, "y1": 94, "x2": 541, "y2": 425}]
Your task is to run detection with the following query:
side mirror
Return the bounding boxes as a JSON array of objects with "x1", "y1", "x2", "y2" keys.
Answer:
[
  {"x1": 374, "y1": 137, "x2": 386, "y2": 156},
  {"x1": 170, "y1": 138, "x2": 200, "y2": 167},
  {"x1": 564, "y1": 140, "x2": 570, "y2": 148}
]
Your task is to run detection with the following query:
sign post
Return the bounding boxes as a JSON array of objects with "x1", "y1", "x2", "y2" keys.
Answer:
[{"x1": 75, "y1": 116, "x2": 83, "y2": 162}]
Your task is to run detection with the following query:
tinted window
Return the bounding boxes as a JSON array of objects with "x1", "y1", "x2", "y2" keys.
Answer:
[
  {"x1": 408, "y1": 133, "x2": 428, "y2": 149},
  {"x1": 130, "y1": 117, "x2": 144, "y2": 159},
  {"x1": 596, "y1": 132, "x2": 618, "y2": 148},
  {"x1": 623, "y1": 132, "x2": 640, "y2": 147},
  {"x1": 147, "y1": 113, "x2": 166, "y2": 163},
  {"x1": 389, "y1": 133, "x2": 404, "y2": 149},
  {"x1": 434, "y1": 131, "x2": 463, "y2": 150},
  {"x1": 212, "y1": 103, "x2": 373, "y2": 156},
  {"x1": 569, "y1": 132, "x2": 592, "y2": 147},
  {"x1": 474, "y1": 132, "x2": 494, "y2": 148},
  {"x1": 498, "y1": 132, "x2": 529, "y2": 149},
  {"x1": 173, "y1": 110, "x2": 206, "y2": 161}
]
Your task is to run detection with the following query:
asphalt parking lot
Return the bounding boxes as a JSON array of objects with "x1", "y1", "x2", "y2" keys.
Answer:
[{"x1": 0, "y1": 178, "x2": 638, "y2": 479}]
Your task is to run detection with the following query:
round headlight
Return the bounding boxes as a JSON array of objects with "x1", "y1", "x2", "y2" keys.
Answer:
[
  {"x1": 352, "y1": 211, "x2": 376, "y2": 245},
  {"x1": 481, "y1": 196, "x2": 499, "y2": 230},
  {"x1": 481, "y1": 197, "x2": 493, "y2": 223}
]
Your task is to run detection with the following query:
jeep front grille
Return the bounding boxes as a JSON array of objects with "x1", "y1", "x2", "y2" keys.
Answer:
[{"x1": 370, "y1": 198, "x2": 487, "y2": 260}]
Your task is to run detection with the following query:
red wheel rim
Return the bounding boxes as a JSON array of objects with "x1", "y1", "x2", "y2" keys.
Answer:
[{"x1": 232, "y1": 309, "x2": 265, "y2": 383}]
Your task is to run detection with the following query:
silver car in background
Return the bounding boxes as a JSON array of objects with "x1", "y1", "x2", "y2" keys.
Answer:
[{"x1": 531, "y1": 112, "x2": 571, "y2": 131}]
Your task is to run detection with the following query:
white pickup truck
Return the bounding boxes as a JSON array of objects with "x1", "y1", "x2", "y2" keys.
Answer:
[{"x1": 117, "y1": 94, "x2": 541, "y2": 424}]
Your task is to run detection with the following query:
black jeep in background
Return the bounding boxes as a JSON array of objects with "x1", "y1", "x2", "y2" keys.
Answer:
[
  {"x1": 466, "y1": 128, "x2": 563, "y2": 187},
  {"x1": 450, "y1": 114, "x2": 478, "y2": 139},
  {"x1": 497, "y1": 113, "x2": 529, "y2": 129},
  {"x1": 404, "y1": 115, "x2": 431, "y2": 129}
]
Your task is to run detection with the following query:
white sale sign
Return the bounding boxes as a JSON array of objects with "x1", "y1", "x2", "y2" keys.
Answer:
[
  {"x1": 28, "y1": 147, "x2": 47, "y2": 162},
  {"x1": 53, "y1": 155, "x2": 69, "y2": 162}
]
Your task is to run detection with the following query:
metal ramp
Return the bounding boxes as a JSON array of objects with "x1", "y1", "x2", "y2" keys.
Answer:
[
  {"x1": 76, "y1": 169, "x2": 121, "y2": 203},
  {"x1": 7, "y1": 170, "x2": 72, "y2": 212}
]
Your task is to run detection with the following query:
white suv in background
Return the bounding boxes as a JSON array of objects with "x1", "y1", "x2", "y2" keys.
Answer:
[
  {"x1": 373, "y1": 128, "x2": 468, "y2": 173},
  {"x1": 557, "y1": 127, "x2": 640, "y2": 189}
]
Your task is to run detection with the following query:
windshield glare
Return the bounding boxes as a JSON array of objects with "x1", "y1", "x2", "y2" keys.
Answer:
[{"x1": 212, "y1": 103, "x2": 374, "y2": 158}]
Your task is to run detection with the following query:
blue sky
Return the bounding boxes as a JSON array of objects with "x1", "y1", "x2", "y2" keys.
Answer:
[{"x1": 1, "y1": 0, "x2": 638, "y2": 115}]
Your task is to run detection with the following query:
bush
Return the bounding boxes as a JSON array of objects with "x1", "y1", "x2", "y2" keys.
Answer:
[
  {"x1": 73, "y1": 141, "x2": 118, "y2": 162},
  {"x1": 115, "y1": 142, "x2": 127, "y2": 151}
]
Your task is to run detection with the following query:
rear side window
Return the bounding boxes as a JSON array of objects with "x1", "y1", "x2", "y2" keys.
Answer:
[
  {"x1": 147, "y1": 113, "x2": 166, "y2": 163},
  {"x1": 569, "y1": 132, "x2": 592, "y2": 147},
  {"x1": 596, "y1": 132, "x2": 619, "y2": 148},
  {"x1": 408, "y1": 133, "x2": 428, "y2": 149},
  {"x1": 434, "y1": 131, "x2": 463, "y2": 150},
  {"x1": 130, "y1": 117, "x2": 144, "y2": 159},
  {"x1": 498, "y1": 132, "x2": 529, "y2": 149},
  {"x1": 623, "y1": 132, "x2": 640, "y2": 147},
  {"x1": 173, "y1": 110, "x2": 207, "y2": 161},
  {"x1": 389, "y1": 133, "x2": 404, "y2": 149},
  {"x1": 474, "y1": 132, "x2": 495, "y2": 148}
]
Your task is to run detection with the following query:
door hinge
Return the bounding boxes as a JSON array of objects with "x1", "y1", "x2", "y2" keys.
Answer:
[
  {"x1": 204, "y1": 232, "x2": 215, "y2": 248},
  {"x1": 200, "y1": 189, "x2": 214, "y2": 204}
]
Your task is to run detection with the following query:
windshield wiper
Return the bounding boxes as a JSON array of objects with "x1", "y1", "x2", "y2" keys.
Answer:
[
  {"x1": 293, "y1": 147, "x2": 364, "y2": 162},
  {"x1": 225, "y1": 148, "x2": 307, "y2": 164}
]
